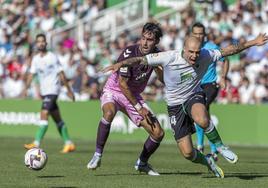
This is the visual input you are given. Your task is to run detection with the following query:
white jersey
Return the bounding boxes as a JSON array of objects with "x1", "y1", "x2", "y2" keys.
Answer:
[
  {"x1": 146, "y1": 49, "x2": 222, "y2": 106},
  {"x1": 30, "y1": 51, "x2": 63, "y2": 96}
]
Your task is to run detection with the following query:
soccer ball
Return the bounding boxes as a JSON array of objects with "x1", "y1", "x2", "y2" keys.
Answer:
[{"x1": 24, "y1": 148, "x2": 48, "y2": 170}]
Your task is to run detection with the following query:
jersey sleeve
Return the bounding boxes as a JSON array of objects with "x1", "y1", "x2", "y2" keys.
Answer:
[
  {"x1": 145, "y1": 51, "x2": 176, "y2": 67},
  {"x1": 215, "y1": 45, "x2": 225, "y2": 62},
  {"x1": 117, "y1": 47, "x2": 133, "y2": 78},
  {"x1": 202, "y1": 49, "x2": 222, "y2": 63},
  {"x1": 54, "y1": 54, "x2": 64, "y2": 74},
  {"x1": 29, "y1": 57, "x2": 37, "y2": 74}
]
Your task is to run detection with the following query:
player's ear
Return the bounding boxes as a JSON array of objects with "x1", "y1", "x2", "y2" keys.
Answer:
[{"x1": 155, "y1": 38, "x2": 160, "y2": 45}]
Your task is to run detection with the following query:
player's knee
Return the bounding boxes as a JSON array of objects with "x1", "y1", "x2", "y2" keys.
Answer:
[
  {"x1": 103, "y1": 110, "x2": 115, "y2": 122},
  {"x1": 153, "y1": 128, "x2": 165, "y2": 142},
  {"x1": 149, "y1": 123, "x2": 165, "y2": 142},
  {"x1": 195, "y1": 116, "x2": 209, "y2": 129}
]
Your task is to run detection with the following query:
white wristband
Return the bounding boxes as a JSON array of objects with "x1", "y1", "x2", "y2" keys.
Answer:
[{"x1": 134, "y1": 103, "x2": 142, "y2": 111}]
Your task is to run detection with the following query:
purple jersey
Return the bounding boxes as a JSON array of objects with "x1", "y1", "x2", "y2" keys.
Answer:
[{"x1": 104, "y1": 44, "x2": 160, "y2": 95}]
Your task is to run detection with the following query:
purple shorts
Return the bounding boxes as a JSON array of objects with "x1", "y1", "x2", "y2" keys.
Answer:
[{"x1": 100, "y1": 89, "x2": 151, "y2": 126}]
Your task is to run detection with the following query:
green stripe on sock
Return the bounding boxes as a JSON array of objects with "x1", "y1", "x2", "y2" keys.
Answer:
[
  {"x1": 58, "y1": 125, "x2": 71, "y2": 142},
  {"x1": 35, "y1": 125, "x2": 48, "y2": 142},
  {"x1": 192, "y1": 150, "x2": 208, "y2": 166},
  {"x1": 205, "y1": 127, "x2": 223, "y2": 148}
]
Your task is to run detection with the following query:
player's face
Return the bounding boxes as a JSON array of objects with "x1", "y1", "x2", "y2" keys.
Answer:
[
  {"x1": 192, "y1": 27, "x2": 205, "y2": 43},
  {"x1": 184, "y1": 41, "x2": 201, "y2": 65},
  {"x1": 36, "y1": 36, "x2": 47, "y2": 52},
  {"x1": 140, "y1": 31, "x2": 157, "y2": 55}
]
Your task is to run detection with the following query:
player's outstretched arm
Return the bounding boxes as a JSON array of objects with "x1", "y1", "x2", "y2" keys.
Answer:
[
  {"x1": 21, "y1": 73, "x2": 33, "y2": 98},
  {"x1": 220, "y1": 33, "x2": 268, "y2": 57},
  {"x1": 102, "y1": 56, "x2": 147, "y2": 73},
  {"x1": 219, "y1": 59, "x2": 229, "y2": 89},
  {"x1": 59, "y1": 71, "x2": 75, "y2": 101}
]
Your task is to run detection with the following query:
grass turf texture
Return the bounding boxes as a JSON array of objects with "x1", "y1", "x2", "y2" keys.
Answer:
[{"x1": 1, "y1": 137, "x2": 268, "y2": 188}]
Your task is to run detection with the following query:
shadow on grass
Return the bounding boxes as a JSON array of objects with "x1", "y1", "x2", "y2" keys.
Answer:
[
  {"x1": 50, "y1": 187, "x2": 77, "y2": 188},
  {"x1": 94, "y1": 171, "x2": 268, "y2": 180},
  {"x1": 94, "y1": 173, "x2": 141, "y2": 176},
  {"x1": 94, "y1": 171, "x2": 202, "y2": 176},
  {"x1": 71, "y1": 149, "x2": 90, "y2": 154},
  {"x1": 161, "y1": 171, "x2": 202, "y2": 176},
  {"x1": 38, "y1": 175, "x2": 65, "y2": 178},
  {"x1": 203, "y1": 172, "x2": 268, "y2": 180},
  {"x1": 242, "y1": 161, "x2": 268, "y2": 164},
  {"x1": 225, "y1": 172, "x2": 268, "y2": 180}
]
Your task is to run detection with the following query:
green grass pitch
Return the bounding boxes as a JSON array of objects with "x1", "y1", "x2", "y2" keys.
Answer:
[{"x1": 1, "y1": 137, "x2": 268, "y2": 188}]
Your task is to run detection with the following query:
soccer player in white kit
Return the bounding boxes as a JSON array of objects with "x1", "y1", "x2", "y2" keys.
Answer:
[
  {"x1": 103, "y1": 34, "x2": 268, "y2": 178},
  {"x1": 23, "y1": 34, "x2": 76, "y2": 153}
]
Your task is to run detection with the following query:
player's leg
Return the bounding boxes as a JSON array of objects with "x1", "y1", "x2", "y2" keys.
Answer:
[
  {"x1": 50, "y1": 107, "x2": 75, "y2": 153},
  {"x1": 176, "y1": 134, "x2": 224, "y2": 178},
  {"x1": 135, "y1": 104, "x2": 164, "y2": 176},
  {"x1": 199, "y1": 83, "x2": 219, "y2": 157},
  {"x1": 24, "y1": 109, "x2": 49, "y2": 149},
  {"x1": 95, "y1": 102, "x2": 116, "y2": 155},
  {"x1": 190, "y1": 93, "x2": 238, "y2": 164},
  {"x1": 194, "y1": 124, "x2": 204, "y2": 152},
  {"x1": 87, "y1": 102, "x2": 116, "y2": 169},
  {"x1": 87, "y1": 97, "x2": 117, "y2": 170},
  {"x1": 120, "y1": 95, "x2": 164, "y2": 175},
  {"x1": 168, "y1": 103, "x2": 223, "y2": 177}
]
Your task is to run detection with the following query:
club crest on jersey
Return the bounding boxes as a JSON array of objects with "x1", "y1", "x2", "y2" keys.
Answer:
[
  {"x1": 120, "y1": 67, "x2": 128, "y2": 73},
  {"x1": 180, "y1": 72, "x2": 195, "y2": 82},
  {"x1": 123, "y1": 49, "x2": 131, "y2": 58}
]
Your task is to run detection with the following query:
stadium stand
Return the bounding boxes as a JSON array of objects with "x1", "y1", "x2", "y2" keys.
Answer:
[{"x1": 0, "y1": 0, "x2": 267, "y2": 104}]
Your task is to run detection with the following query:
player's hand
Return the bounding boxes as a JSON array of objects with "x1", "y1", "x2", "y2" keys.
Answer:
[
  {"x1": 219, "y1": 77, "x2": 227, "y2": 89},
  {"x1": 102, "y1": 63, "x2": 122, "y2": 73},
  {"x1": 67, "y1": 91, "x2": 75, "y2": 102},
  {"x1": 254, "y1": 33, "x2": 268, "y2": 46},
  {"x1": 138, "y1": 107, "x2": 155, "y2": 129}
]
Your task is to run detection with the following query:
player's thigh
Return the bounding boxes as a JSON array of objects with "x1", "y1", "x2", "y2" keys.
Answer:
[
  {"x1": 191, "y1": 103, "x2": 208, "y2": 122},
  {"x1": 40, "y1": 110, "x2": 49, "y2": 120},
  {"x1": 186, "y1": 93, "x2": 209, "y2": 126},
  {"x1": 100, "y1": 90, "x2": 119, "y2": 121},
  {"x1": 168, "y1": 104, "x2": 195, "y2": 141},
  {"x1": 41, "y1": 95, "x2": 59, "y2": 113},
  {"x1": 118, "y1": 93, "x2": 145, "y2": 126},
  {"x1": 50, "y1": 109, "x2": 62, "y2": 123},
  {"x1": 40, "y1": 95, "x2": 58, "y2": 120}
]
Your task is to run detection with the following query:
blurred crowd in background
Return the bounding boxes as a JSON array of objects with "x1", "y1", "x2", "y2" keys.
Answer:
[{"x1": 0, "y1": 0, "x2": 268, "y2": 104}]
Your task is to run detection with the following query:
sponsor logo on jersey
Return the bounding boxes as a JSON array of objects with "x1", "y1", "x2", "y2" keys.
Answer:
[
  {"x1": 136, "y1": 73, "x2": 147, "y2": 81},
  {"x1": 120, "y1": 67, "x2": 128, "y2": 73}
]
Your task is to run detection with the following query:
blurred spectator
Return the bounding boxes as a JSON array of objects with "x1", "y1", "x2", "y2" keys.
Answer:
[
  {"x1": 0, "y1": 0, "x2": 267, "y2": 104},
  {"x1": 218, "y1": 77, "x2": 239, "y2": 104},
  {"x1": 2, "y1": 62, "x2": 24, "y2": 98},
  {"x1": 239, "y1": 77, "x2": 255, "y2": 104}
]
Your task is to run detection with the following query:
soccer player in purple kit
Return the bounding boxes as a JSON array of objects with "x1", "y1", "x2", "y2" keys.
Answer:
[{"x1": 87, "y1": 22, "x2": 164, "y2": 175}]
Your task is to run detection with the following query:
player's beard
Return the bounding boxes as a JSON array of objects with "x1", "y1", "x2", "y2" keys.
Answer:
[{"x1": 38, "y1": 46, "x2": 47, "y2": 52}]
